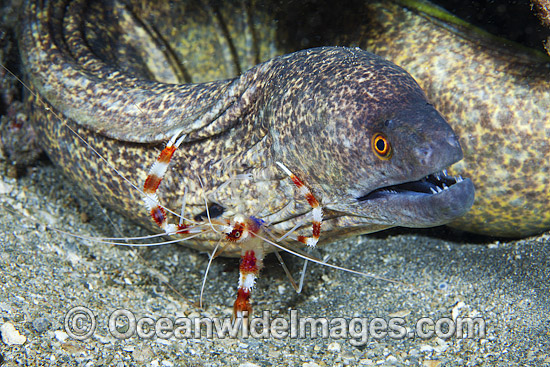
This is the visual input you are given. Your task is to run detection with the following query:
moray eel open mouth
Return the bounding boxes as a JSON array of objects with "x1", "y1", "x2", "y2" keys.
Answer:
[
  {"x1": 355, "y1": 169, "x2": 475, "y2": 228},
  {"x1": 358, "y1": 170, "x2": 466, "y2": 201}
]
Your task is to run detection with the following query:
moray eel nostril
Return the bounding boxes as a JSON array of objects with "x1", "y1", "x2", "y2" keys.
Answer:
[{"x1": 414, "y1": 147, "x2": 432, "y2": 166}]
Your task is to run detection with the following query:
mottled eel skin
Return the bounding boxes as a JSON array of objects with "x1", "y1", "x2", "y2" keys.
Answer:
[
  {"x1": 347, "y1": 0, "x2": 550, "y2": 237},
  {"x1": 20, "y1": 0, "x2": 474, "y2": 256}
]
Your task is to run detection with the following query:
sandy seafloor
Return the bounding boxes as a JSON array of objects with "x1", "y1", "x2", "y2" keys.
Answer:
[{"x1": 0, "y1": 155, "x2": 549, "y2": 367}]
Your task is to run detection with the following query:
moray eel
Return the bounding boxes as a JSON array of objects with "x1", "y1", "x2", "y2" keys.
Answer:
[
  {"x1": 19, "y1": 0, "x2": 474, "y2": 256},
  {"x1": 345, "y1": 0, "x2": 550, "y2": 237}
]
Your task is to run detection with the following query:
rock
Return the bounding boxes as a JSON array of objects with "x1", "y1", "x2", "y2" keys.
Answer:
[
  {"x1": 0, "y1": 322, "x2": 26, "y2": 345},
  {"x1": 54, "y1": 330, "x2": 69, "y2": 343},
  {"x1": 32, "y1": 317, "x2": 51, "y2": 334}
]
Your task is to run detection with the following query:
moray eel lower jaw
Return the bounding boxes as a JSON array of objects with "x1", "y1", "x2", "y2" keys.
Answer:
[{"x1": 356, "y1": 170, "x2": 475, "y2": 227}]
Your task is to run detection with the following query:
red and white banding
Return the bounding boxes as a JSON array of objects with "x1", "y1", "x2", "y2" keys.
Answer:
[
  {"x1": 142, "y1": 130, "x2": 188, "y2": 234},
  {"x1": 276, "y1": 162, "x2": 323, "y2": 247}
]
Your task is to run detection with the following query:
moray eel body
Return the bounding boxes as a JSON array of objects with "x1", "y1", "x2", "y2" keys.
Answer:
[
  {"x1": 348, "y1": 1, "x2": 550, "y2": 237},
  {"x1": 20, "y1": 0, "x2": 474, "y2": 256}
]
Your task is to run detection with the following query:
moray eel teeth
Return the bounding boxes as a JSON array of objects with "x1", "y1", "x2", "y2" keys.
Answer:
[
  {"x1": 358, "y1": 171, "x2": 467, "y2": 200},
  {"x1": 357, "y1": 170, "x2": 475, "y2": 228}
]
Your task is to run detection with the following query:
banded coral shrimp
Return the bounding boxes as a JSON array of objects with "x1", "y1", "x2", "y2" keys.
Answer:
[{"x1": 0, "y1": 59, "x2": 406, "y2": 331}]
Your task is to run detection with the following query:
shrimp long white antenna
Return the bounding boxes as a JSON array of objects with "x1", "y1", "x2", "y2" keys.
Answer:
[
  {"x1": 271, "y1": 249, "x2": 309, "y2": 294},
  {"x1": 197, "y1": 175, "x2": 222, "y2": 235},
  {"x1": 199, "y1": 239, "x2": 224, "y2": 308},
  {"x1": 272, "y1": 249, "x2": 300, "y2": 292},
  {"x1": 266, "y1": 227, "x2": 310, "y2": 293},
  {"x1": 3, "y1": 203, "x2": 211, "y2": 247},
  {"x1": 104, "y1": 231, "x2": 209, "y2": 247},
  {"x1": 297, "y1": 259, "x2": 309, "y2": 294},
  {"x1": 48, "y1": 224, "x2": 209, "y2": 247},
  {"x1": 253, "y1": 232, "x2": 407, "y2": 286}
]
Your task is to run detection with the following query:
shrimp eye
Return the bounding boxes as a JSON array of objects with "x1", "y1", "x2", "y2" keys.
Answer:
[
  {"x1": 229, "y1": 229, "x2": 242, "y2": 240},
  {"x1": 371, "y1": 133, "x2": 392, "y2": 160},
  {"x1": 227, "y1": 226, "x2": 244, "y2": 242}
]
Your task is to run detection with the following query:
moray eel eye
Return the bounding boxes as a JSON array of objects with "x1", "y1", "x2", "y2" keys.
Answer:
[{"x1": 372, "y1": 133, "x2": 392, "y2": 160}]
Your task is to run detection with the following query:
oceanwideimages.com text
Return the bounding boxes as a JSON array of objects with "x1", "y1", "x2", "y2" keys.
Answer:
[{"x1": 65, "y1": 307, "x2": 486, "y2": 346}]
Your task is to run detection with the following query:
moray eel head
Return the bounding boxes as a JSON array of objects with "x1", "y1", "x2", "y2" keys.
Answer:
[
  {"x1": 351, "y1": 102, "x2": 476, "y2": 228},
  {"x1": 268, "y1": 47, "x2": 475, "y2": 231}
]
